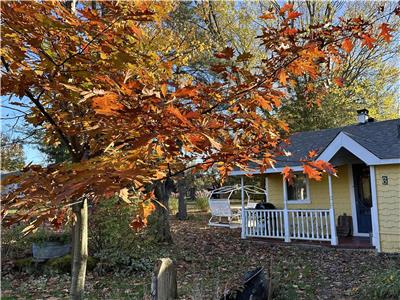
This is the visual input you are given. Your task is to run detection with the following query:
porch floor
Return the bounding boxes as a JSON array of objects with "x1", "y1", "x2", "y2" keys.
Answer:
[{"x1": 249, "y1": 236, "x2": 374, "y2": 250}]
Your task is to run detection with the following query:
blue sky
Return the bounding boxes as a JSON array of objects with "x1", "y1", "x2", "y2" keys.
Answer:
[{"x1": 1, "y1": 96, "x2": 47, "y2": 165}]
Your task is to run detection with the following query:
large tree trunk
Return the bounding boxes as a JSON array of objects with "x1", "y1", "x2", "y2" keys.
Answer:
[
  {"x1": 177, "y1": 179, "x2": 187, "y2": 220},
  {"x1": 70, "y1": 198, "x2": 88, "y2": 300},
  {"x1": 152, "y1": 179, "x2": 175, "y2": 244}
]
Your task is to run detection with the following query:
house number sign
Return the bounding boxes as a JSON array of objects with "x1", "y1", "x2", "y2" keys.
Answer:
[{"x1": 382, "y1": 176, "x2": 388, "y2": 185}]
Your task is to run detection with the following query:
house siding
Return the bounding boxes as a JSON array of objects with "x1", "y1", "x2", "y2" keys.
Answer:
[
  {"x1": 267, "y1": 165, "x2": 352, "y2": 217},
  {"x1": 375, "y1": 164, "x2": 400, "y2": 253}
]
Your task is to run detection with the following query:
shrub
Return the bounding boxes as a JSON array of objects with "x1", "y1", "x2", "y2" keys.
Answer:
[
  {"x1": 195, "y1": 190, "x2": 209, "y2": 212},
  {"x1": 169, "y1": 194, "x2": 179, "y2": 215},
  {"x1": 45, "y1": 255, "x2": 97, "y2": 273},
  {"x1": 30, "y1": 229, "x2": 70, "y2": 245},
  {"x1": 358, "y1": 267, "x2": 400, "y2": 299},
  {"x1": 1, "y1": 225, "x2": 32, "y2": 259},
  {"x1": 89, "y1": 197, "x2": 163, "y2": 274}
]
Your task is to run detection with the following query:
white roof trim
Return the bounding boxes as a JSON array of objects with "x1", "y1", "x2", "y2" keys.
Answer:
[
  {"x1": 317, "y1": 132, "x2": 400, "y2": 166},
  {"x1": 230, "y1": 131, "x2": 400, "y2": 176}
]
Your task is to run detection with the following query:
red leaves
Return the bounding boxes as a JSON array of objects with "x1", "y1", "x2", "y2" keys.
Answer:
[
  {"x1": 214, "y1": 47, "x2": 234, "y2": 59},
  {"x1": 259, "y1": 12, "x2": 275, "y2": 20},
  {"x1": 280, "y1": 3, "x2": 294, "y2": 14},
  {"x1": 287, "y1": 11, "x2": 302, "y2": 20},
  {"x1": 92, "y1": 93, "x2": 124, "y2": 116},
  {"x1": 361, "y1": 34, "x2": 376, "y2": 49},
  {"x1": 334, "y1": 77, "x2": 344, "y2": 87},
  {"x1": 379, "y1": 23, "x2": 393, "y2": 42},
  {"x1": 308, "y1": 150, "x2": 318, "y2": 158},
  {"x1": 282, "y1": 166, "x2": 294, "y2": 185},
  {"x1": 303, "y1": 164, "x2": 322, "y2": 181},
  {"x1": 130, "y1": 201, "x2": 155, "y2": 230},
  {"x1": 341, "y1": 38, "x2": 354, "y2": 54},
  {"x1": 173, "y1": 87, "x2": 198, "y2": 98},
  {"x1": 166, "y1": 105, "x2": 193, "y2": 128}
]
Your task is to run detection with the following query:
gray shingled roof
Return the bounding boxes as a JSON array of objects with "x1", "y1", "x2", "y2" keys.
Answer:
[{"x1": 274, "y1": 118, "x2": 400, "y2": 168}]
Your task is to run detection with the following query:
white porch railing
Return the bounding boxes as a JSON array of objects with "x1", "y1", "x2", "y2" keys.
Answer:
[
  {"x1": 245, "y1": 209, "x2": 285, "y2": 238},
  {"x1": 288, "y1": 209, "x2": 331, "y2": 241},
  {"x1": 244, "y1": 209, "x2": 332, "y2": 242}
]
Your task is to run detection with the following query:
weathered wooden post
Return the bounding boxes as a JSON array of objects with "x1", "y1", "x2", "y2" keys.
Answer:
[{"x1": 151, "y1": 258, "x2": 177, "y2": 300}]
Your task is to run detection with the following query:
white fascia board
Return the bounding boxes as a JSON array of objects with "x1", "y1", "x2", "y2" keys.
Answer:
[
  {"x1": 318, "y1": 132, "x2": 388, "y2": 166},
  {"x1": 229, "y1": 165, "x2": 304, "y2": 176}
]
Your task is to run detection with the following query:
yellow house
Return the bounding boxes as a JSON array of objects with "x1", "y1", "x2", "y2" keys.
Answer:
[{"x1": 230, "y1": 111, "x2": 400, "y2": 253}]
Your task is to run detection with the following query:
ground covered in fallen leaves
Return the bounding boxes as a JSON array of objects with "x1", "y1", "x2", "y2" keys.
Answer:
[{"x1": 2, "y1": 212, "x2": 400, "y2": 299}]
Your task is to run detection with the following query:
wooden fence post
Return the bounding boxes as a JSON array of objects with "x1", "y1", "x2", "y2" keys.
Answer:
[{"x1": 151, "y1": 258, "x2": 177, "y2": 300}]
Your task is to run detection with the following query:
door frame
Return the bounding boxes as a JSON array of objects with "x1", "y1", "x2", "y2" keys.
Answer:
[
  {"x1": 348, "y1": 164, "x2": 369, "y2": 237},
  {"x1": 348, "y1": 164, "x2": 381, "y2": 252}
]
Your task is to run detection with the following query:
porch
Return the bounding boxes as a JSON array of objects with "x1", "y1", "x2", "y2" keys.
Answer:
[
  {"x1": 249, "y1": 235, "x2": 373, "y2": 250},
  {"x1": 237, "y1": 163, "x2": 379, "y2": 250}
]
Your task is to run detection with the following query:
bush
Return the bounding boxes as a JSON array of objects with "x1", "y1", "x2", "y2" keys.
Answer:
[
  {"x1": 1, "y1": 225, "x2": 32, "y2": 259},
  {"x1": 2, "y1": 225, "x2": 70, "y2": 261},
  {"x1": 45, "y1": 255, "x2": 97, "y2": 273},
  {"x1": 169, "y1": 194, "x2": 179, "y2": 215},
  {"x1": 89, "y1": 197, "x2": 164, "y2": 274},
  {"x1": 358, "y1": 267, "x2": 400, "y2": 299},
  {"x1": 195, "y1": 190, "x2": 209, "y2": 212}
]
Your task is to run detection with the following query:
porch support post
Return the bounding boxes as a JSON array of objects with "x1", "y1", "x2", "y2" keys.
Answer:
[
  {"x1": 328, "y1": 175, "x2": 338, "y2": 246},
  {"x1": 240, "y1": 176, "x2": 246, "y2": 239},
  {"x1": 282, "y1": 176, "x2": 290, "y2": 243},
  {"x1": 265, "y1": 176, "x2": 269, "y2": 202},
  {"x1": 369, "y1": 166, "x2": 381, "y2": 252}
]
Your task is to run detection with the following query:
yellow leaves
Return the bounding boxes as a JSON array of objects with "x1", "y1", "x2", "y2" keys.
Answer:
[
  {"x1": 127, "y1": 20, "x2": 143, "y2": 39},
  {"x1": 100, "y1": 52, "x2": 107, "y2": 60},
  {"x1": 92, "y1": 92, "x2": 124, "y2": 116},
  {"x1": 203, "y1": 134, "x2": 222, "y2": 150},
  {"x1": 278, "y1": 69, "x2": 288, "y2": 86},
  {"x1": 130, "y1": 200, "x2": 155, "y2": 231},
  {"x1": 341, "y1": 38, "x2": 353, "y2": 54},
  {"x1": 119, "y1": 188, "x2": 131, "y2": 204},
  {"x1": 254, "y1": 95, "x2": 272, "y2": 111}
]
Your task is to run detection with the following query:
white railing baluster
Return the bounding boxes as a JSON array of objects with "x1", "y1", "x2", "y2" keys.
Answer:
[
  {"x1": 325, "y1": 211, "x2": 329, "y2": 240},
  {"x1": 267, "y1": 211, "x2": 271, "y2": 236},
  {"x1": 319, "y1": 211, "x2": 324, "y2": 239},
  {"x1": 279, "y1": 211, "x2": 283, "y2": 237},
  {"x1": 296, "y1": 211, "x2": 299, "y2": 238}
]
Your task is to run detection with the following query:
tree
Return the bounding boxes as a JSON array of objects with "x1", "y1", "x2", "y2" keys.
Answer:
[
  {"x1": 1, "y1": 1, "x2": 397, "y2": 298},
  {"x1": 0, "y1": 134, "x2": 25, "y2": 171},
  {"x1": 276, "y1": 0, "x2": 400, "y2": 131}
]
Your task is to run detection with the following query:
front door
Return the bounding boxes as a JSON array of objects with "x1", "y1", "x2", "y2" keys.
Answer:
[{"x1": 352, "y1": 164, "x2": 372, "y2": 234}]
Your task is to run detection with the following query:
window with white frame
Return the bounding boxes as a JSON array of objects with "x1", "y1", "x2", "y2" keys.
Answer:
[{"x1": 286, "y1": 173, "x2": 310, "y2": 204}]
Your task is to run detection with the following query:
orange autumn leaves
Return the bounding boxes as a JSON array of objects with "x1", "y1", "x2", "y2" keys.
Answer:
[{"x1": 1, "y1": 1, "x2": 398, "y2": 234}]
